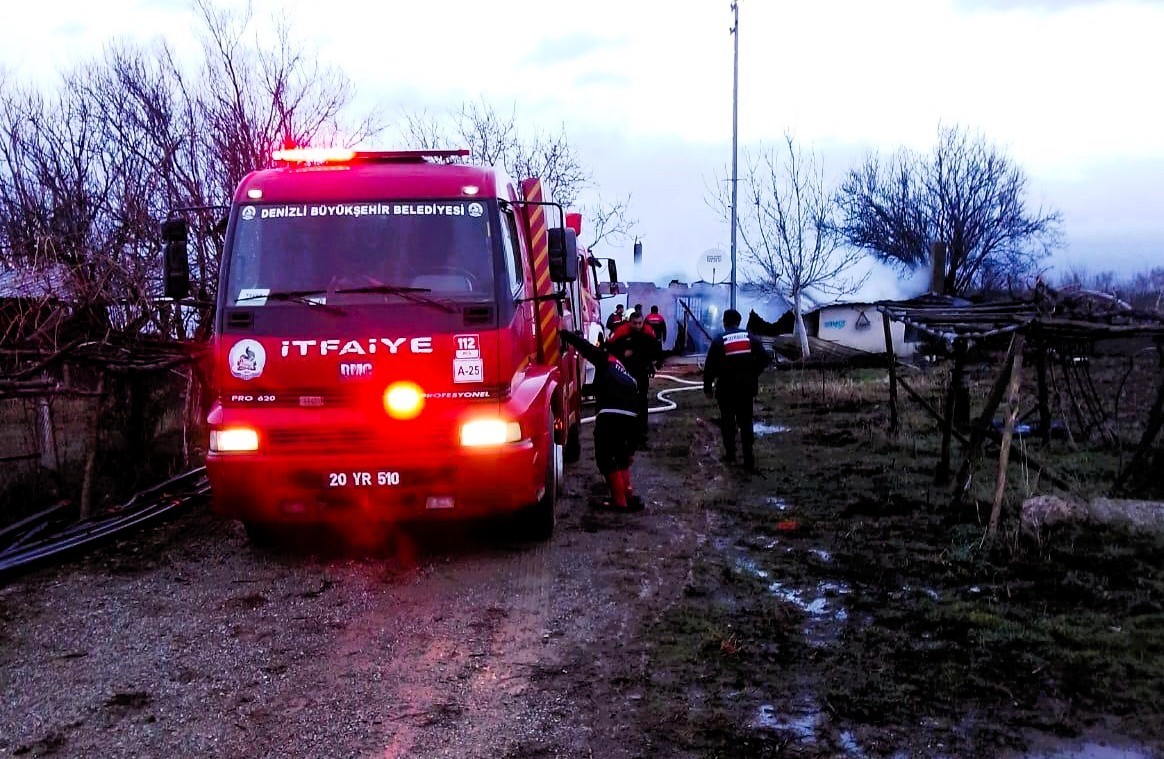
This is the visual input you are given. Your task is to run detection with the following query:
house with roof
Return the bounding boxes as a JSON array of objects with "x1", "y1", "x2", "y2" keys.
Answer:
[{"x1": 0, "y1": 263, "x2": 78, "y2": 344}]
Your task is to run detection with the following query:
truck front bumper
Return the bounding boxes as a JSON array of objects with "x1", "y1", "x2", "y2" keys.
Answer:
[{"x1": 206, "y1": 440, "x2": 544, "y2": 524}]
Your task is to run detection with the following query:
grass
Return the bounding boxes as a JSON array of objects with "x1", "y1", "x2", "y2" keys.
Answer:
[{"x1": 637, "y1": 361, "x2": 1164, "y2": 756}]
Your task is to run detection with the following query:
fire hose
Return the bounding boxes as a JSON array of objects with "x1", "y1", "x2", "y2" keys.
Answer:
[
  {"x1": 0, "y1": 467, "x2": 210, "y2": 582},
  {"x1": 580, "y1": 373, "x2": 705, "y2": 425}
]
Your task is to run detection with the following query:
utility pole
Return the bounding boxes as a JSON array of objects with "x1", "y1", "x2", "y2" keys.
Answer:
[{"x1": 729, "y1": 1, "x2": 739, "y2": 311}]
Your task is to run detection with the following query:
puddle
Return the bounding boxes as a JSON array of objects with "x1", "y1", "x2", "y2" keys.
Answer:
[
  {"x1": 754, "y1": 700, "x2": 819, "y2": 741},
  {"x1": 740, "y1": 534, "x2": 783, "y2": 552},
  {"x1": 839, "y1": 730, "x2": 868, "y2": 757},
  {"x1": 767, "y1": 580, "x2": 851, "y2": 645},
  {"x1": 754, "y1": 422, "x2": 791, "y2": 436},
  {"x1": 755, "y1": 701, "x2": 880, "y2": 757},
  {"x1": 735, "y1": 557, "x2": 770, "y2": 580},
  {"x1": 895, "y1": 584, "x2": 942, "y2": 602}
]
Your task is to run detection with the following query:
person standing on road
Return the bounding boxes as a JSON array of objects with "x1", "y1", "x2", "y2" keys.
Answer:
[
  {"x1": 561, "y1": 329, "x2": 644, "y2": 511},
  {"x1": 644, "y1": 305, "x2": 667, "y2": 360},
  {"x1": 607, "y1": 311, "x2": 661, "y2": 447},
  {"x1": 703, "y1": 308, "x2": 771, "y2": 471}
]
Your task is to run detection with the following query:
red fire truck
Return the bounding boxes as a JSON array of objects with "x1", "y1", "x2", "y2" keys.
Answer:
[{"x1": 162, "y1": 148, "x2": 609, "y2": 540}]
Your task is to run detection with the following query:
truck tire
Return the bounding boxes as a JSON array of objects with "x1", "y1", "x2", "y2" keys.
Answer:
[
  {"x1": 564, "y1": 421, "x2": 582, "y2": 464},
  {"x1": 518, "y1": 418, "x2": 558, "y2": 540},
  {"x1": 243, "y1": 521, "x2": 279, "y2": 547}
]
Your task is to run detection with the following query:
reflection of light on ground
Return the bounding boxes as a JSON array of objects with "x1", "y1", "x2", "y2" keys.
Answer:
[
  {"x1": 753, "y1": 422, "x2": 790, "y2": 436},
  {"x1": 765, "y1": 496, "x2": 791, "y2": 510}
]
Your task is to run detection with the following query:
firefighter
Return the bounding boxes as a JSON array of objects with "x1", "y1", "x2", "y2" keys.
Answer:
[
  {"x1": 605, "y1": 303, "x2": 626, "y2": 335},
  {"x1": 607, "y1": 311, "x2": 661, "y2": 447},
  {"x1": 703, "y1": 308, "x2": 771, "y2": 471},
  {"x1": 643, "y1": 305, "x2": 667, "y2": 360},
  {"x1": 561, "y1": 329, "x2": 644, "y2": 511}
]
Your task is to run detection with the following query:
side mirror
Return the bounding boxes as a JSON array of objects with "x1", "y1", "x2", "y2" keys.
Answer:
[
  {"x1": 607, "y1": 258, "x2": 619, "y2": 287},
  {"x1": 548, "y1": 227, "x2": 579, "y2": 282},
  {"x1": 161, "y1": 218, "x2": 190, "y2": 300}
]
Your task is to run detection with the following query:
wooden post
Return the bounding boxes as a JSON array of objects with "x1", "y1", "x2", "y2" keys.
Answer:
[
  {"x1": 1115, "y1": 344, "x2": 1164, "y2": 491},
  {"x1": 989, "y1": 341, "x2": 1025, "y2": 533},
  {"x1": 79, "y1": 373, "x2": 105, "y2": 520},
  {"x1": 936, "y1": 339, "x2": 967, "y2": 486},
  {"x1": 953, "y1": 333, "x2": 1022, "y2": 506},
  {"x1": 36, "y1": 387, "x2": 58, "y2": 471},
  {"x1": 882, "y1": 311, "x2": 899, "y2": 435},
  {"x1": 1034, "y1": 330, "x2": 1052, "y2": 446}
]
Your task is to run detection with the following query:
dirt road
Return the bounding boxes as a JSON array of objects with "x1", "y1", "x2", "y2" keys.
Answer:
[{"x1": 0, "y1": 408, "x2": 710, "y2": 759}]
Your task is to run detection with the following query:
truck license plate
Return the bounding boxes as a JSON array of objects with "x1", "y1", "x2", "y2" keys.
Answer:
[{"x1": 326, "y1": 471, "x2": 402, "y2": 488}]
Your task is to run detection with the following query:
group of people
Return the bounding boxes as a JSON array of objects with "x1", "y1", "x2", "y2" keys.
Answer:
[
  {"x1": 604, "y1": 302, "x2": 667, "y2": 346},
  {"x1": 564, "y1": 303, "x2": 770, "y2": 513}
]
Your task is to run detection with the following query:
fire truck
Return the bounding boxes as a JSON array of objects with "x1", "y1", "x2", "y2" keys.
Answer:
[{"x1": 161, "y1": 148, "x2": 610, "y2": 540}]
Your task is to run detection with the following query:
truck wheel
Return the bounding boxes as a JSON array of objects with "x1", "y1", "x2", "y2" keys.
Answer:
[
  {"x1": 518, "y1": 419, "x2": 558, "y2": 540},
  {"x1": 243, "y1": 521, "x2": 279, "y2": 547},
  {"x1": 564, "y1": 421, "x2": 582, "y2": 464}
]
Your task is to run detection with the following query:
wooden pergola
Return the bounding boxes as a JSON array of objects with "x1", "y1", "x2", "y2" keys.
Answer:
[{"x1": 877, "y1": 284, "x2": 1164, "y2": 530}]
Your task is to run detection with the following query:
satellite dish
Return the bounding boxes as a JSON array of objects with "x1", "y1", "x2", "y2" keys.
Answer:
[{"x1": 696, "y1": 248, "x2": 730, "y2": 284}]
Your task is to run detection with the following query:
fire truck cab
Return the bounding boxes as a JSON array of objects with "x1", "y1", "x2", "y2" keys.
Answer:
[{"x1": 163, "y1": 148, "x2": 607, "y2": 540}]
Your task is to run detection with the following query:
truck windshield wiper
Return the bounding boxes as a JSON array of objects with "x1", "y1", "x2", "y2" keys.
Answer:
[
  {"x1": 236, "y1": 289, "x2": 346, "y2": 315},
  {"x1": 331, "y1": 284, "x2": 457, "y2": 313}
]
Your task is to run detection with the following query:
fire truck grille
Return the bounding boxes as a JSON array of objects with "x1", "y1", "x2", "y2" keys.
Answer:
[{"x1": 266, "y1": 428, "x2": 452, "y2": 452}]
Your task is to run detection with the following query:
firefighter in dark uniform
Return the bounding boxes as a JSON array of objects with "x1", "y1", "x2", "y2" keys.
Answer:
[
  {"x1": 644, "y1": 305, "x2": 667, "y2": 358},
  {"x1": 607, "y1": 312, "x2": 661, "y2": 447},
  {"x1": 561, "y1": 329, "x2": 644, "y2": 511},
  {"x1": 703, "y1": 308, "x2": 771, "y2": 470}
]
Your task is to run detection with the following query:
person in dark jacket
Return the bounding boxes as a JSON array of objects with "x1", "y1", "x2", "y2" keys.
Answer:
[
  {"x1": 605, "y1": 303, "x2": 626, "y2": 335},
  {"x1": 561, "y1": 329, "x2": 644, "y2": 511},
  {"x1": 607, "y1": 312, "x2": 661, "y2": 447},
  {"x1": 643, "y1": 305, "x2": 667, "y2": 359},
  {"x1": 703, "y1": 308, "x2": 771, "y2": 470}
]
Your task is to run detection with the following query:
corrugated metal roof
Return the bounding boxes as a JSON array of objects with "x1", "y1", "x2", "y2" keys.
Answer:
[{"x1": 0, "y1": 264, "x2": 74, "y2": 299}]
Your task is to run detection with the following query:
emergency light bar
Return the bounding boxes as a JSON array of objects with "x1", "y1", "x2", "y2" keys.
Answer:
[{"x1": 271, "y1": 148, "x2": 471, "y2": 164}]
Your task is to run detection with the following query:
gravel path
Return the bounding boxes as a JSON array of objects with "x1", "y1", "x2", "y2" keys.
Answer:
[{"x1": 0, "y1": 430, "x2": 704, "y2": 759}]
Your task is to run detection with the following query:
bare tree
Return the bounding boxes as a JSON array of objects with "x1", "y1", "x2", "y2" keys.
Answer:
[
  {"x1": 578, "y1": 193, "x2": 637, "y2": 252},
  {"x1": 710, "y1": 135, "x2": 868, "y2": 358},
  {"x1": 0, "y1": 0, "x2": 383, "y2": 484},
  {"x1": 837, "y1": 125, "x2": 1061, "y2": 296},
  {"x1": 1131, "y1": 266, "x2": 1164, "y2": 312},
  {"x1": 398, "y1": 100, "x2": 630, "y2": 232}
]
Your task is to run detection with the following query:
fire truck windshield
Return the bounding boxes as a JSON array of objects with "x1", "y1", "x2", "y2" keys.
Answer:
[{"x1": 224, "y1": 199, "x2": 495, "y2": 308}]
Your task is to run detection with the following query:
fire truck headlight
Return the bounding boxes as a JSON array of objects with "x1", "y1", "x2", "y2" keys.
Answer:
[
  {"x1": 210, "y1": 427, "x2": 259, "y2": 453},
  {"x1": 460, "y1": 419, "x2": 522, "y2": 447},
  {"x1": 384, "y1": 382, "x2": 425, "y2": 420}
]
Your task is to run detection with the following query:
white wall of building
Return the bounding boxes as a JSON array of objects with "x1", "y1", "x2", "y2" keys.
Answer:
[{"x1": 815, "y1": 304, "x2": 916, "y2": 356}]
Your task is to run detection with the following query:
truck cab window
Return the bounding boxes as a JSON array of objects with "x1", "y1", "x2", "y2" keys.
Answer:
[
  {"x1": 499, "y1": 208, "x2": 523, "y2": 293},
  {"x1": 224, "y1": 199, "x2": 494, "y2": 305}
]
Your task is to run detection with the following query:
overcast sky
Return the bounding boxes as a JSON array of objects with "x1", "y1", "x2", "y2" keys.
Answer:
[{"x1": 2, "y1": 0, "x2": 1162, "y2": 295}]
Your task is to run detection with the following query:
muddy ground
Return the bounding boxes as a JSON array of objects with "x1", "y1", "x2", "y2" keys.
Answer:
[{"x1": 0, "y1": 365, "x2": 1161, "y2": 758}]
